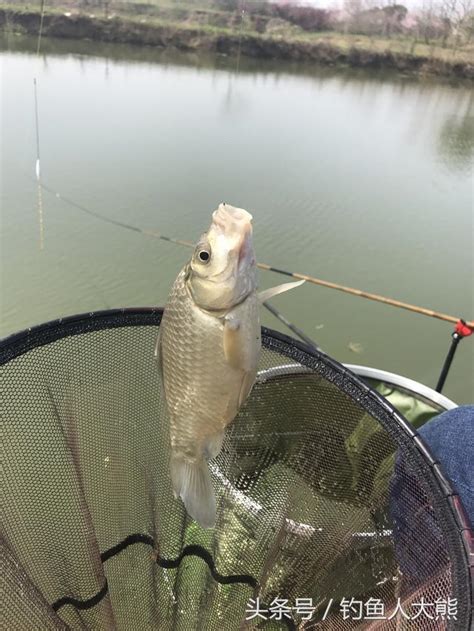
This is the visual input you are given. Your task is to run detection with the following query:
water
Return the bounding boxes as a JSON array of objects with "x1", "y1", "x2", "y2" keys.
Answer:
[{"x1": 1, "y1": 35, "x2": 473, "y2": 403}]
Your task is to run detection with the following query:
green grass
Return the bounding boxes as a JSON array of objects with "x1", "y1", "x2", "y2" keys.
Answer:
[{"x1": 296, "y1": 31, "x2": 474, "y2": 63}]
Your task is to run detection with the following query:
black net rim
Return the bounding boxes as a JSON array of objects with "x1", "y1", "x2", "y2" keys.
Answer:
[{"x1": 1, "y1": 307, "x2": 472, "y2": 629}]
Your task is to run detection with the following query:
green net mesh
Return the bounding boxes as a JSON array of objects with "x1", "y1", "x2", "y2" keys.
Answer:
[{"x1": 1, "y1": 309, "x2": 472, "y2": 630}]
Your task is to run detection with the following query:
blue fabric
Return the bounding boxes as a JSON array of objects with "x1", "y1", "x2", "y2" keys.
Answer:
[
  {"x1": 389, "y1": 405, "x2": 473, "y2": 582},
  {"x1": 419, "y1": 405, "x2": 474, "y2": 525}
]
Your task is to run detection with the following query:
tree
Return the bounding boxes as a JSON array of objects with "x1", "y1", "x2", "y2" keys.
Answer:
[
  {"x1": 382, "y1": 4, "x2": 408, "y2": 37},
  {"x1": 440, "y1": 0, "x2": 473, "y2": 45},
  {"x1": 418, "y1": 0, "x2": 440, "y2": 44}
]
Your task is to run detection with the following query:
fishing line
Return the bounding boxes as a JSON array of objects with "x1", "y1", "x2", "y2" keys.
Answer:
[
  {"x1": 21, "y1": 83, "x2": 314, "y2": 344},
  {"x1": 34, "y1": 78, "x2": 44, "y2": 250},
  {"x1": 25, "y1": 3, "x2": 472, "y2": 341},
  {"x1": 34, "y1": 0, "x2": 47, "y2": 249},
  {"x1": 34, "y1": 79, "x2": 41, "y2": 162},
  {"x1": 36, "y1": 0, "x2": 46, "y2": 56},
  {"x1": 24, "y1": 69, "x2": 474, "y2": 338},
  {"x1": 235, "y1": 2, "x2": 245, "y2": 74},
  {"x1": 35, "y1": 181, "x2": 318, "y2": 347}
]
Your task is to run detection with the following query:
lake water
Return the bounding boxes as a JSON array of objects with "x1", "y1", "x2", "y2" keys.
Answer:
[{"x1": 1, "y1": 34, "x2": 473, "y2": 403}]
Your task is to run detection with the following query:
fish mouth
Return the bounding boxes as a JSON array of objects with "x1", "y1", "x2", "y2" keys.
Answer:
[
  {"x1": 212, "y1": 203, "x2": 253, "y2": 234},
  {"x1": 210, "y1": 202, "x2": 255, "y2": 272}
]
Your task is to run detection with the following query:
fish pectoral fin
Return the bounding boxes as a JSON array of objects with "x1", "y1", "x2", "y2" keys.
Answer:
[
  {"x1": 223, "y1": 315, "x2": 257, "y2": 408},
  {"x1": 223, "y1": 315, "x2": 248, "y2": 370},
  {"x1": 258, "y1": 279, "x2": 305, "y2": 303}
]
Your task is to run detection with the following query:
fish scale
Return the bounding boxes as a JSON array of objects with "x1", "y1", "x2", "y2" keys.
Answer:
[{"x1": 161, "y1": 267, "x2": 259, "y2": 462}]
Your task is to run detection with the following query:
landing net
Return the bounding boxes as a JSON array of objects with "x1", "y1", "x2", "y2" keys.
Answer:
[{"x1": 1, "y1": 308, "x2": 472, "y2": 630}]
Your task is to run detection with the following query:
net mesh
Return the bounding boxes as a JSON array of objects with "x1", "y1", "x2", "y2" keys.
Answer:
[{"x1": 1, "y1": 309, "x2": 471, "y2": 630}]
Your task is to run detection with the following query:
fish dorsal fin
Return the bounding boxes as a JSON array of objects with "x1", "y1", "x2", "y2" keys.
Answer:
[{"x1": 258, "y1": 279, "x2": 305, "y2": 303}]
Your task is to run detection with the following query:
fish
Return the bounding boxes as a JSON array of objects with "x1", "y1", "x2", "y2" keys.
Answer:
[{"x1": 156, "y1": 203, "x2": 304, "y2": 528}]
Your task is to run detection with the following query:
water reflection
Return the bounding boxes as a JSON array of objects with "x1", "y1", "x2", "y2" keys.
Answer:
[
  {"x1": 2, "y1": 31, "x2": 470, "y2": 89},
  {"x1": 437, "y1": 101, "x2": 474, "y2": 173}
]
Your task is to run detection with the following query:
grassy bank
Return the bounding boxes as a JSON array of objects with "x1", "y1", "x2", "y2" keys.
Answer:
[{"x1": 1, "y1": 2, "x2": 473, "y2": 79}]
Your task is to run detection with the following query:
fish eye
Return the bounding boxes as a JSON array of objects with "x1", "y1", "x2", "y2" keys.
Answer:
[{"x1": 198, "y1": 249, "x2": 210, "y2": 263}]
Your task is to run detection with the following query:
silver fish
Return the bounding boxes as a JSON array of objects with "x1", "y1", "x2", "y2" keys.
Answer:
[{"x1": 157, "y1": 203, "x2": 303, "y2": 528}]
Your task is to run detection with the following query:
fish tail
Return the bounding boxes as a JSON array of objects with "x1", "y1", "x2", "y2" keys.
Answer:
[{"x1": 170, "y1": 454, "x2": 216, "y2": 529}]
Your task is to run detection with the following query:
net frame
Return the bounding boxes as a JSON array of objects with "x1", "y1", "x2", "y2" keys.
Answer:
[
  {"x1": 1, "y1": 307, "x2": 473, "y2": 630},
  {"x1": 344, "y1": 365, "x2": 458, "y2": 412}
]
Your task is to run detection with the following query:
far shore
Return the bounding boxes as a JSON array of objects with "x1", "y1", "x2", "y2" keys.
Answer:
[{"x1": 1, "y1": 4, "x2": 473, "y2": 80}]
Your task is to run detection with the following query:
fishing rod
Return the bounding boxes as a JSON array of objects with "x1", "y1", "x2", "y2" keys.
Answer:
[
  {"x1": 32, "y1": 174, "x2": 474, "y2": 393},
  {"x1": 259, "y1": 260, "x2": 474, "y2": 392},
  {"x1": 257, "y1": 262, "x2": 474, "y2": 329},
  {"x1": 31, "y1": 177, "x2": 474, "y2": 391},
  {"x1": 37, "y1": 181, "x2": 474, "y2": 330}
]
